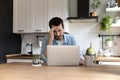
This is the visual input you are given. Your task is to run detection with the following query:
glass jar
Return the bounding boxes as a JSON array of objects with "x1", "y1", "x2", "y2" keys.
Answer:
[{"x1": 32, "y1": 55, "x2": 40, "y2": 65}]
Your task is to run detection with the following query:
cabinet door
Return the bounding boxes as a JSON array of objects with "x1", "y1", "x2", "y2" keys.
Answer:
[
  {"x1": 48, "y1": 0, "x2": 69, "y2": 33},
  {"x1": 13, "y1": 0, "x2": 34, "y2": 33},
  {"x1": 13, "y1": 0, "x2": 69, "y2": 33},
  {"x1": 48, "y1": 0, "x2": 68, "y2": 19},
  {"x1": 13, "y1": 0, "x2": 26, "y2": 33},
  {"x1": 26, "y1": 0, "x2": 34, "y2": 33},
  {"x1": 33, "y1": 0, "x2": 48, "y2": 32}
]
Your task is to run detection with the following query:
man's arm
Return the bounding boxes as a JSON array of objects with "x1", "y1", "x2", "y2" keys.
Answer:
[
  {"x1": 44, "y1": 27, "x2": 56, "y2": 58},
  {"x1": 48, "y1": 27, "x2": 55, "y2": 45},
  {"x1": 41, "y1": 27, "x2": 55, "y2": 61},
  {"x1": 40, "y1": 36, "x2": 48, "y2": 63}
]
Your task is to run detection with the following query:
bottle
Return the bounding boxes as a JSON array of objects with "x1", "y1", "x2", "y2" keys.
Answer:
[
  {"x1": 110, "y1": 0, "x2": 115, "y2": 7},
  {"x1": 86, "y1": 43, "x2": 96, "y2": 56},
  {"x1": 114, "y1": 3, "x2": 118, "y2": 8},
  {"x1": 85, "y1": 43, "x2": 97, "y2": 66},
  {"x1": 107, "y1": 1, "x2": 110, "y2": 8}
]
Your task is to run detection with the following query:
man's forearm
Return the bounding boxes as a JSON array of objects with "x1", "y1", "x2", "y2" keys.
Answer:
[
  {"x1": 44, "y1": 39, "x2": 53, "y2": 58},
  {"x1": 44, "y1": 49, "x2": 47, "y2": 58},
  {"x1": 48, "y1": 39, "x2": 53, "y2": 45}
]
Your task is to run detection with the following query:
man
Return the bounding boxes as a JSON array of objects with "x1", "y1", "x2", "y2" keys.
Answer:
[{"x1": 41, "y1": 17, "x2": 84, "y2": 64}]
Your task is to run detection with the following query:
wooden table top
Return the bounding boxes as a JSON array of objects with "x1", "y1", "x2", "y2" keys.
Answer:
[{"x1": 0, "y1": 62, "x2": 120, "y2": 80}]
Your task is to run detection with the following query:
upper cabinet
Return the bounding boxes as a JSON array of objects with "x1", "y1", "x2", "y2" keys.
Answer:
[
  {"x1": 33, "y1": 0, "x2": 48, "y2": 33},
  {"x1": 48, "y1": 0, "x2": 68, "y2": 20},
  {"x1": 47, "y1": 0, "x2": 69, "y2": 33},
  {"x1": 13, "y1": 0, "x2": 34, "y2": 33},
  {"x1": 48, "y1": 0, "x2": 69, "y2": 33},
  {"x1": 13, "y1": 0, "x2": 69, "y2": 33}
]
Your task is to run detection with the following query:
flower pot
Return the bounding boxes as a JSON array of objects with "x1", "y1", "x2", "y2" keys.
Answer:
[{"x1": 106, "y1": 40, "x2": 113, "y2": 47}]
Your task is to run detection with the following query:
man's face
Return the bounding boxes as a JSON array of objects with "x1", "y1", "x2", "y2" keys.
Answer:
[{"x1": 52, "y1": 24, "x2": 64, "y2": 40}]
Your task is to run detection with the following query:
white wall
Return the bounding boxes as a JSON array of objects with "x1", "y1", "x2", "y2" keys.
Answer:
[
  {"x1": 69, "y1": 22, "x2": 101, "y2": 54},
  {"x1": 21, "y1": 0, "x2": 120, "y2": 56},
  {"x1": 69, "y1": 0, "x2": 120, "y2": 55},
  {"x1": 21, "y1": 34, "x2": 46, "y2": 55}
]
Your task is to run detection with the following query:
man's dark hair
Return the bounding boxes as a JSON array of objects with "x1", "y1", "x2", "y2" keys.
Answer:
[{"x1": 49, "y1": 17, "x2": 64, "y2": 29}]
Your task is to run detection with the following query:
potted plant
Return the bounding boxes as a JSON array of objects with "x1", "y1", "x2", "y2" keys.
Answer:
[
  {"x1": 90, "y1": 0, "x2": 101, "y2": 16},
  {"x1": 99, "y1": 15, "x2": 113, "y2": 47},
  {"x1": 99, "y1": 15, "x2": 113, "y2": 31},
  {"x1": 105, "y1": 36, "x2": 113, "y2": 47},
  {"x1": 32, "y1": 55, "x2": 41, "y2": 66}
]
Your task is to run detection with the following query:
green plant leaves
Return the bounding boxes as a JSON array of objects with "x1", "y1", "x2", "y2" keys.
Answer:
[
  {"x1": 99, "y1": 15, "x2": 113, "y2": 31},
  {"x1": 106, "y1": 36, "x2": 113, "y2": 41},
  {"x1": 91, "y1": 0, "x2": 101, "y2": 11}
]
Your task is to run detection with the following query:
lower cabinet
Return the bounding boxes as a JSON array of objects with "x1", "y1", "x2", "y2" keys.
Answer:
[{"x1": 6, "y1": 54, "x2": 33, "y2": 63}]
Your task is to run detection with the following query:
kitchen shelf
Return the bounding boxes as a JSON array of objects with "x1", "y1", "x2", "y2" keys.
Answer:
[
  {"x1": 106, "y1": 7, "x2": 120, "y2": 12},
  {"x1": 111, "y1": 23, "x2": 120, "y2": 27},
  {"x1": 98, "y1": 34, "x2": 120, "y2": 49}
]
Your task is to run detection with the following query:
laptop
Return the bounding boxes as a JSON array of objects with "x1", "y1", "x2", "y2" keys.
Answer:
[{"x1": 47, "y1": 45, "x2": 80, "y2": 66}]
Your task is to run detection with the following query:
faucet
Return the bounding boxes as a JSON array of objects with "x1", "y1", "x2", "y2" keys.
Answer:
[{"x1": 26, "y1": 43, "x2": 33, "y2": 55}]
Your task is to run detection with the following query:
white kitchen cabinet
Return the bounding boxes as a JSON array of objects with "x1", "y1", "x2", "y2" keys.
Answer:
[
  {"x1": 48, "y1": 0, "x2": 68, "y2": 19},
  {"x1": 13, "y1": 0, "x2": 34, "y2": 33},
  {"x1": 48, "y1": 0, "x2": 69, "y2": 33},
  {"x1": 33, "y1": 0, "x2": 49, "y2": 32},
  {"x1": 13, "y1": 0, "x2": 69, "y2": 33},
  {"x1": 13, "y1": 0, "x2": 48, "y2": 33}
]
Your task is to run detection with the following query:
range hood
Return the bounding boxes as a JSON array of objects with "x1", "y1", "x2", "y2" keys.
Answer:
[
  {"x1": 67, "y1": 16, "x2": 98, "y2": 23},
  {"x1": 67, "y1": 0, "x2": 98, "y2": 22}
]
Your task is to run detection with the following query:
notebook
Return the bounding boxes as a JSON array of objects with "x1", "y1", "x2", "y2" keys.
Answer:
[{"x1": 47, "y1": 45, "x2": 80, "y2": 66}]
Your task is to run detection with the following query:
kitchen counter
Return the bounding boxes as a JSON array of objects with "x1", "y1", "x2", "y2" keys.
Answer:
[
  {"x1": 6, "y1": 54, "x2": 120, "y2": 64},
  {"x1": 6, "y1": 54, "x2": 33, "y2": 63},
  {"x1": 6, "y1": 54, "x2": 33, "y2": 59},
  {"x1": 96, "y1": 56, "x2": 120, "y2": 62},
  {"x1": 0, "y1": 62, "x2": 120, "y2": 80}
]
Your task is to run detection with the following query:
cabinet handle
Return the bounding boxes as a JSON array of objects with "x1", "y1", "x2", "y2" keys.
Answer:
[
  {"x1": 18, "y1": 30, "x2": 24, "y2": 32},
  {"x1": 35, "y1": 30, "x2": 41, "y2": 31}
]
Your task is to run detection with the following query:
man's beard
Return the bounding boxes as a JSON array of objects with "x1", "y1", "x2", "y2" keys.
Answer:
[{"x1": 55, "y1": 36, "x2": 62, "y2": 40}]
